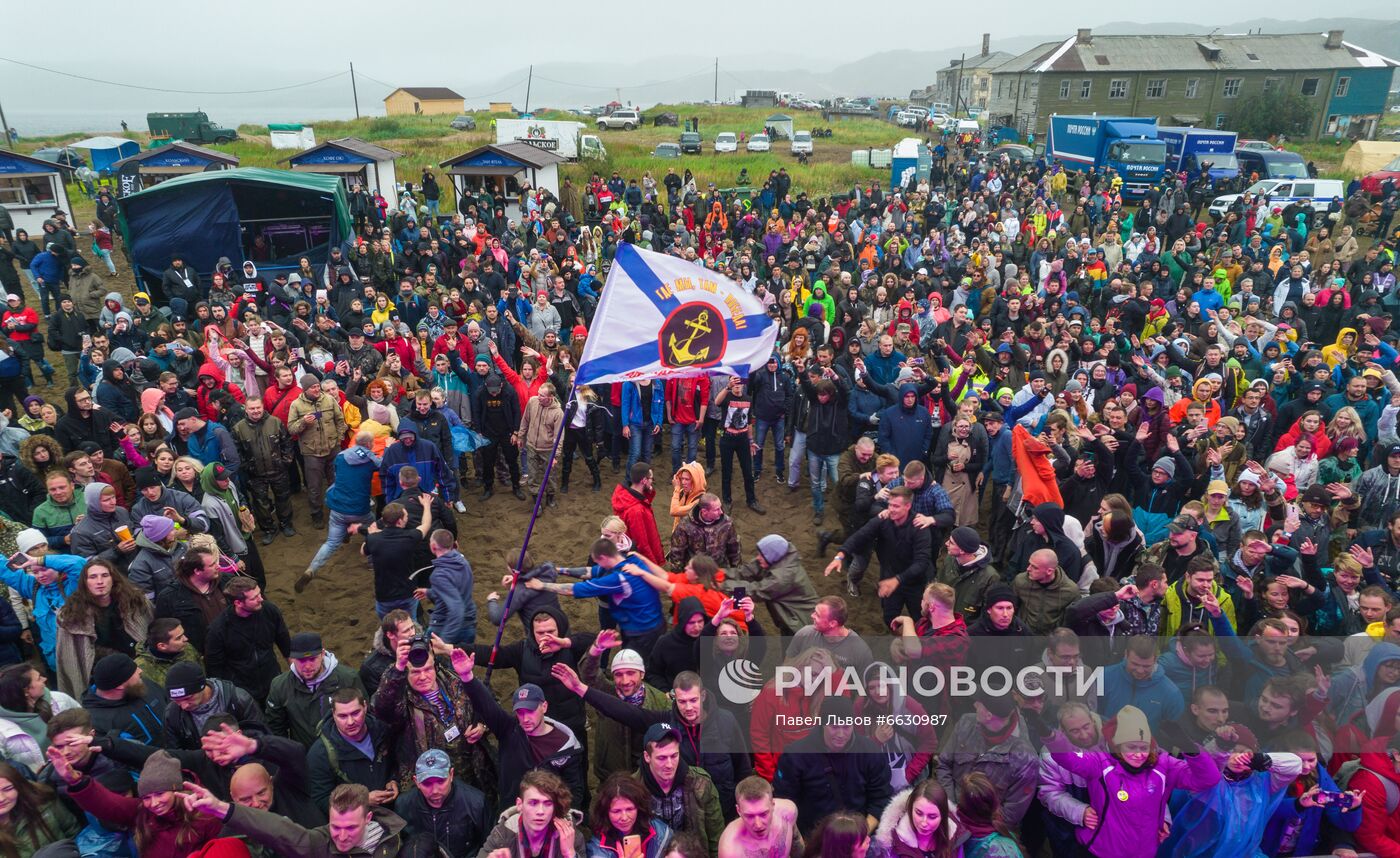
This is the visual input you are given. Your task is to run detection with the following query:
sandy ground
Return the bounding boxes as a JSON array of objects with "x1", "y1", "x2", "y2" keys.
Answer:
[{"x1": 42, "y1": 207, "x2": 887, "y2": 698}]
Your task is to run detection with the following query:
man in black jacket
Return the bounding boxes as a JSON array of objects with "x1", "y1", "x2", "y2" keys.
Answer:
[
  {"x1": 394, "y1": 748, "x2": 490, "y2": 858},
  {"x1": 46, "y1": 295, "x2": 86, "y2": 380},
  {"x1": 307, "y1": 687, "x2": 398, "y2": 812},
  {"x1": 456, "y1": 650, "x2": 588, "y2": 814},
  {"x1": 53, "y1": 386, "x2": 116, "y2": 453},
  {"x1": 204, "y1": 577, "x2": 292, "y2": 702},
  {"x1": 0, "y1": 452, "x2": 42, "y2": 524},
  {"x1": 773, "y1": 695, "x2": 891, "y2": 835},
  {"x1": 825, "y1": 487, "x2": 933, "y2": 624},
  {"x1": 748, "y1": 354, "x2": 792, "y2": 482},
  {"x1": 161, "y1": 661, "x2": 267, "y2": 751},
  {"x1": 472, "y1": 373, "x2": 522, "y2": 500},
  {"x1": 80, "y1": 654, "x2": 166, "y2": 744},
  {"x1": 160, "y1": 255, "x2": 202, "y2": 316}
]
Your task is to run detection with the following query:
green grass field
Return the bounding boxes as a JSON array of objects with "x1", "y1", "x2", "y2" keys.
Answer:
[{"x1": 14, "y1": 101, "x2": 1394, "y2": 202}]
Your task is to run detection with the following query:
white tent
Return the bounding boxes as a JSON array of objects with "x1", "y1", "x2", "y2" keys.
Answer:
[{"x1": 765, "y1": 114, "x2": 794, "y2": 140}]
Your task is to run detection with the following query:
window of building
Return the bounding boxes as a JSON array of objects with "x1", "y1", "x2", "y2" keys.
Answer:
[
  {"x1": 0, "y1": 177, "x2": 57, "y2": 207},
  {"x1": 1223, "y1": 78, "x2": 1242, "y2": 98},
  {"x1": 1109, "y1": 79, "x2": 1129, "y2": 99},
  {"x1": 1263, "y1": 77, "x2": 1281, "y2": 93},
  {"x1": 1185, "y1": 78, "x2": 1200, "y2": 99},
  {"x1": 1326, "y1": 114, "x2": 1340, "y2": 133},
  {"x1": 1080, "y1": 79, "x2": 1092, "y2": 99},
  {"x1": 1301, "y1": 77, "x2": 1319, "y2": 96},
  {"x1": 1214, "y1": 113, "x2": 1227, "y2": 129},
  {"x1": 1145, "y1": 79, "x2": 1166, "y2": 98},
  {"x1": 1335, "y1": 77, "x2": 1350, "y2": 98},
  {"x1": 1059, "y1": 79, "x2": 1071, "y2": 99}
]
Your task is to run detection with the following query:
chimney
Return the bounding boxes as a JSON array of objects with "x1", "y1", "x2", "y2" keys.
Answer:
[
  {"x1": 981, "y1": 33, "x2": 991, "y2": 57},
  {"x1": 1325, "y1": 29, "x2": 1344, "y2": 49},
  {"x1": 1076, "y1": 28, "x2": 1093, "y2": 45}
]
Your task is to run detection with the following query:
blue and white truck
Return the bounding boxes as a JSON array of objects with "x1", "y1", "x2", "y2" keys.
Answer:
[
  {"x1": 1045, "y1": 115, "x2": 1167, "y2": 201},
  {"x1": 1157, "y1": 127, "x2": 1239, "y2": 183}
]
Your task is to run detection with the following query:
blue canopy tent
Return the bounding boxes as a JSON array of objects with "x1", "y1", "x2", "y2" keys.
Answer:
[
  {"x1": 116, "y1": 167, "x2": 352, "y2": 294},
  {"x1": 70, "y1": 136, "x2": 141, "y2": 174}
]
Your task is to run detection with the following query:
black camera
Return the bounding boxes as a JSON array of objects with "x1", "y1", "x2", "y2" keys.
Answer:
[{"x1": 407, "y1": 633, "x2": 433, "y2": 668}]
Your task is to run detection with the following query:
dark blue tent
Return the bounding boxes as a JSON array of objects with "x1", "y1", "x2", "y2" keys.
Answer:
[{"x1": 116, "y1": 167, "x2": 352, "y2": 291}]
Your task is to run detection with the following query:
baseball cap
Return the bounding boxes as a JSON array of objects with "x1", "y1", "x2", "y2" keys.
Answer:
[
  {"x1": 512, "y1": 683, "x2": 546, "y2": 711},
  {"x1": 1166, "y1": 514, "x2": 1197, "y2": 535},
  {"x1": 415, "y1": 749, "x2": 452, "y2": 781},
  {"x1": 643, "y1": 722, "x2": 681, "y2": 747},
  {"x1": 289, "y1": 632, "x2": 323, "y2": 659}
]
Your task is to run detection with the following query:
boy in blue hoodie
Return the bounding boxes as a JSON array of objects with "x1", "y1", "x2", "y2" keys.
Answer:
[{"x1": 420, "y1": 529, "x2": 476, "y2": 646}]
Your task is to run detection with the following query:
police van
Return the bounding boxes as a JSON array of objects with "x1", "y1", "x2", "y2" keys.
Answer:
[{"x1": 1207, "y1": 178, "x2": 1345, "y2": 222}]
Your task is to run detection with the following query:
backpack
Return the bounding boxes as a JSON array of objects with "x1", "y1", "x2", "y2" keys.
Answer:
[{"x1": 1337, "y1": 759, "x2": 1400, "y2": 814}]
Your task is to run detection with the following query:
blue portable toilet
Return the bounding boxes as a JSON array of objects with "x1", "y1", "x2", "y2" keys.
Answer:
[{"x1": 890, "y1": 138, "x2": 931, "y2": 190}]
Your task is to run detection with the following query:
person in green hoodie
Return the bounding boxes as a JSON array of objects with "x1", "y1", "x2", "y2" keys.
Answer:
[{"x1": 0, "y1": 760, "x2": 81, "y2": 857}]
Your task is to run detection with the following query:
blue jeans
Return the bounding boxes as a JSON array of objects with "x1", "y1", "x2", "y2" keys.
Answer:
[
  {"x1": 94, "y1": 248, "x2": 115, "y2": 275},
  {"x1": 808, "y1": 452, "x2": 840, "y2": 513},
  {"x1": 787, "y1": 431, "x2": 807, "y2": 487},
  {"x1": 671, "y1": 422, "x2": 699, "y2": 472},
  {"x1": 375, "y1": 597, "x2": 419, "y2": 620},
  {"x1": 754, "y1": 417, "x2": 785, "y2": 476},
  {"x1": 626, "y1": 423, "x2": 657, "y2": 472},
  {"x1": 427, "y1": 199, "x2": 440, "y2": 218},
  {"x1": 307, "y1": 510, "x2": 375, "y2": 572}
]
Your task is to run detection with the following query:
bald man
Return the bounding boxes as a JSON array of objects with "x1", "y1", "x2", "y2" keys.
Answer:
[
  {"x1": 1011, "y1": 547, "x2": 1081, "y2": 635},
  {"x1": 229, "y1": 762, "x2": 322, "y2": 828}
]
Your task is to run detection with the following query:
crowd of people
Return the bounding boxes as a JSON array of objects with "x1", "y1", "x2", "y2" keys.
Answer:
[{"x1": 0, "y1": 133, "x2": 1394, "y2": 858}]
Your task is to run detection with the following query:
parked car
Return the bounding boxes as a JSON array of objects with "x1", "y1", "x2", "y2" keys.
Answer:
[
  {"x1": 988, "y1": 144, "x2": 1035, "y2": 164},
  {"x1": 449, "y1": 114, "x2": 477, "y2": 131},
  {"x1": 1235, "y1": 148, "x2": 1308, "y2": 180},
  {"x1": 1208, "y1": 177, "x2": 1345, "y2": 221},
  {"x1": 714, "y1": 132, "x2": 737, "y2": 153},
  {"x1": 597, "y1": 109, "x2": 642, "y2": 130},
  {"x1": 1361, "y1": 156, "x2": 1400, "y2": 198},
  {"x1": 653, "y1": 142, "x2": 681, "y2": 158},
  {"x1": 790, "y1": 130, "x2": 813, "y2": 156},
  {"x1": 747, "y1": 133, "x2": 771, "y2": 153},
  {"x1": 652, "y1": 112, "x2": 679, "y2": 127},
  {"x1": 680, "y1": 131, "x2": 702, "y2": 154},
  {"x1": 896, "y1": 109, "x2": 926, "y2": 127},
  {"x1": 1238, "y1": 139, "x2": 1277, "y2": 152},
  {"x1": 32, "y1": 147, "x2": 85, "y2": 171}
]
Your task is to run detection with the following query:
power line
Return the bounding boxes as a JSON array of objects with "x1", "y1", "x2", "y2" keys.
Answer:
[
  {"x1": 354, "y1": 70, "x2": 528, "y2": 102},
  {"x1": 531, "y1": 66, "x2": 714, "y2": 92},
  {"x1": 0, "y1": 55, "x2": 349, "y2": 95}
]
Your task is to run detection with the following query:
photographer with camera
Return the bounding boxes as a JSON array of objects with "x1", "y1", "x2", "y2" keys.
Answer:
[{"x1": 369, "y1": 624, "x2": 499, "y2": 806}]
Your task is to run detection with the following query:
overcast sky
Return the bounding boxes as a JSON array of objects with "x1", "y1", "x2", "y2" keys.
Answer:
[{"x1": 2, "y1": 0, "x2": 1391, "y2": 129}]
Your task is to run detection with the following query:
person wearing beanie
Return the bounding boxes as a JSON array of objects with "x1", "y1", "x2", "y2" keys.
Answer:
[
  {"x1": 1043, "y1": 703, "x2": 1223, "y2": 858},
  {"x1": 161, "y1": 660, "x2": 267, "y2": 752},
  {"x1": 126, "y1": 513, "x2": 188, "y2": 599},
  {"x1": 230, "y1": 396, "x2": 298, "y2": 546},
  {"x1": 51, "y1": 747, "x2": 225, "y2": 855},
  {"x1": 1129, "y1": 437, "x2": 1194, "y2": 546},
  {"x1": 773, "y1": 694, "x2": 892, "y2": 836},
  {"x1": 934, "y1": 694, "x2": 1039, "y2": 829},
  {"x1": 933, "y1": 525, "x2": 999, "y2": 622},
  {"x1": 0, "y1": 527, "x2": 84, "y2": 672},
  {"x1": 129, "y1": 464, "x2": 210, "y2": 536},
  {"x1": 81, "y1": 653, "x2": 168, "y2": 743},
  {"x1": 285, "y1": 373, "x2": 347, "y2": 527},
  {"x1": 727, "y1": 535, "x2": 819, "y2": 636}
]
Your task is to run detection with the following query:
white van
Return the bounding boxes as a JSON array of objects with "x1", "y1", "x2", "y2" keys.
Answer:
[
  {"x1": 791, "y1": 130, "x2": 813, "y2": 155},
  {"x1": 1208, "y1": 178, "x2": 1345, "y2": 221}
]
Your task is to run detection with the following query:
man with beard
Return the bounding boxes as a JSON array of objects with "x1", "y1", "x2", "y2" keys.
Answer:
[
  {"x1": 265, "y1": 632, "x2": 365, "y2": 748},
  {"x1": 231, "y1": 397, "x2": 297, "y2": 545},
  {"x1": 81, "y1": 653, "x2": 167, "y2": 744},
  {"x1": 53, "y1": 386, "x2": 117, "y2": 453}
]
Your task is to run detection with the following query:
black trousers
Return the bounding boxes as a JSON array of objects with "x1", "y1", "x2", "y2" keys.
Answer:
[
  {"x1": 481, "y1": 435, "x2": 520, "y2": 488},
  {"x1": 246, "y1": 471, "x2": 293, "y2": 532},
  {"x1": 560, "y1": 427, "x2": 599, "y2": 486},
  {"x1": 720, "y1": 433, "x2": 756, "y2": 505},
  {"x1": 880, "y1": 581, "x2": 923, "y2": 626}
]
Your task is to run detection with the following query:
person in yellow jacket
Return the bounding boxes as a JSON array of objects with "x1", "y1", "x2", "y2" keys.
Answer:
[
  {"x1": 1160, "y1": 563, "x2": 1237, "y2": 640},
  {"x1": 1322, "y1": 327, "x2": 1359, "y2": 369}
]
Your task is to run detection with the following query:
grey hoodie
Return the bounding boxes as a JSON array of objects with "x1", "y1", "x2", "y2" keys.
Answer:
[{"x1": 428, "y1": 549, "x2": 476, "y2": 645}]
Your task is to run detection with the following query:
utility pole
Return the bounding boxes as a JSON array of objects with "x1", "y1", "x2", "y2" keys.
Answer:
[
  {"x1": 0, "y1": 92, "x2": 12, "y2": 151},
  {"x1": 524, "y1": 65, "x2": 533, "y2": 115},
  {"x1": 714, "y1": 58, "x2": 718, "y2": 103},
  {"x1": 953, "y1": 52, "x2": 965, "y2": 117},
  {"x1": 350, "y1": 62, "x2": 361, "y2": 119}
]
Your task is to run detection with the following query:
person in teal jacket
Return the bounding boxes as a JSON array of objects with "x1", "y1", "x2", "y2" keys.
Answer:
[{"x1": 0, "y1": 529, "x2": 82, "y2": 672}]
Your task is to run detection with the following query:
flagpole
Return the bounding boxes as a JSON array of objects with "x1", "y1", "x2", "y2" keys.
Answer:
[{"x1": 484, "y1": 405, "x2": 570, "y2": 682}]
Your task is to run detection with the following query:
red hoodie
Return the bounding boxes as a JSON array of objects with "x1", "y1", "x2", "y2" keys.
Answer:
[
  {"x1": 195, "y1": 361, "x2": 245, "y2": 422},
  {"x1": 610, "y1": 483, "x2": 664, "y2": 566},
  {"x1": 1349, "y1": 740, "x2": 1400, "y2": 858}
]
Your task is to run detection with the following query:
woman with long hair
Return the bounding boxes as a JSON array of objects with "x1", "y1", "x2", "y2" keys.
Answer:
[
  {"x1": 956, "y1": 772, "x2": 1024, "y2": 858},
  {"x1": 802, "y1": 811, "x2": 871, "y2": 858},
  {"x1": 0, "y1": 761, "x2": 80, "y2": 856},
  {"x1": 0, "y1": 665, "x2": 80, "y2": 774},
  {"x1": 54, "y1": 559, "x2": 151, "y2": 698},
  {"x1": 47, "y1": 745, "x2": 220, "y2": 856},
  {"x1": 872, "y1": 778, "x2": 957, "y2": 858},
  {"x1": 587, "y1": 772, "x2": 673, "y2": 858}
]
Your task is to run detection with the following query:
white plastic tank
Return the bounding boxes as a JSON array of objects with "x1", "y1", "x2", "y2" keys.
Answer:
[
  {"x1": 850, "y1": 149, "x2": 870, "y2": 167},
  {"x1": 869, "y1": 148, "x2": 893, "y2": 169}
]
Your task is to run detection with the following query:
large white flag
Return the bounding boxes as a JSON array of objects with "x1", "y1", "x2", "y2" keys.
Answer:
[{"x1": 575, "y1": 243, "x2": 779, "y2": 386}]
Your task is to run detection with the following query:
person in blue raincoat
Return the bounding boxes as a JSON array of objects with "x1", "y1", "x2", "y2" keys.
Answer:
[{"x1": 0, "y1": 529, "x2": 83, "y2": 672}]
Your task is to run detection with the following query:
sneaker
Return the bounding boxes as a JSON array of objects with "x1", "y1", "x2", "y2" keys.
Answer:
[
  {"x1": 845, "y1": 581, "x2": 861, "y2": 598},
  {"x1": 512, "y1": 486, "x2": 526, "y2": 500},
  {"x1": 812, "y1": 511, "x2": 824, "y2": 526},
  {"x1": 259, "y1": 532, "x2": 275, "y2": 546},
  {"x1": 294, "y1": 570, "x2": 315, "y2": 594},
  {"x1": 546, "y1": 496, "x2": 558, "y2": 509},
  {"x1": 747, "y1": 500, "x2": 767, "y2": 515},
  {"x1": 454, "y1": 500, "x2": 467, "y2": 514},
  {"x1": 480, "y1": 488, "x2": 494, "y2": 501},
  {"x1": 281, "y1": 524, "x2": 297, "y2": 537}
]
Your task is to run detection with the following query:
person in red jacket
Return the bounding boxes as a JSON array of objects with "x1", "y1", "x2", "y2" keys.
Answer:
[
  {"x1": 2, "y1": 292, "x2": 53, "y2": 386},
  {"x1": 667, "y1": 375, "x2": 711, "y2": 473},
  {"x1": 489, "y1": 340, "x2": 545, "y2": 416},
  {"x1": 610, "y1": 462, "x2": 665, "y2": 566},
  {"x1": 1349, "y1": 735, "x2": 1400, "y2": 858}
]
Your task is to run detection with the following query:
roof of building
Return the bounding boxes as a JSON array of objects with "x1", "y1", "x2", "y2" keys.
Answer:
[
  {"x1": 944, "y1": 51, "x2": 1016, "y2": 72},
  {"x1": 994, "y1": 31, "x2": 1399, "y2": 75},
  {"x1": 111, "y1": 141, "x2": 240, "y2": 170},
  {"x1": 388, "y1": 87, "x2": 464, "y2": 101},
  {"x1": 439, "y1": 142, "x2": 567, "y2": 171},
  {"x1": 279, "y1": 137, "x2": 403, "y2": 164}
]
